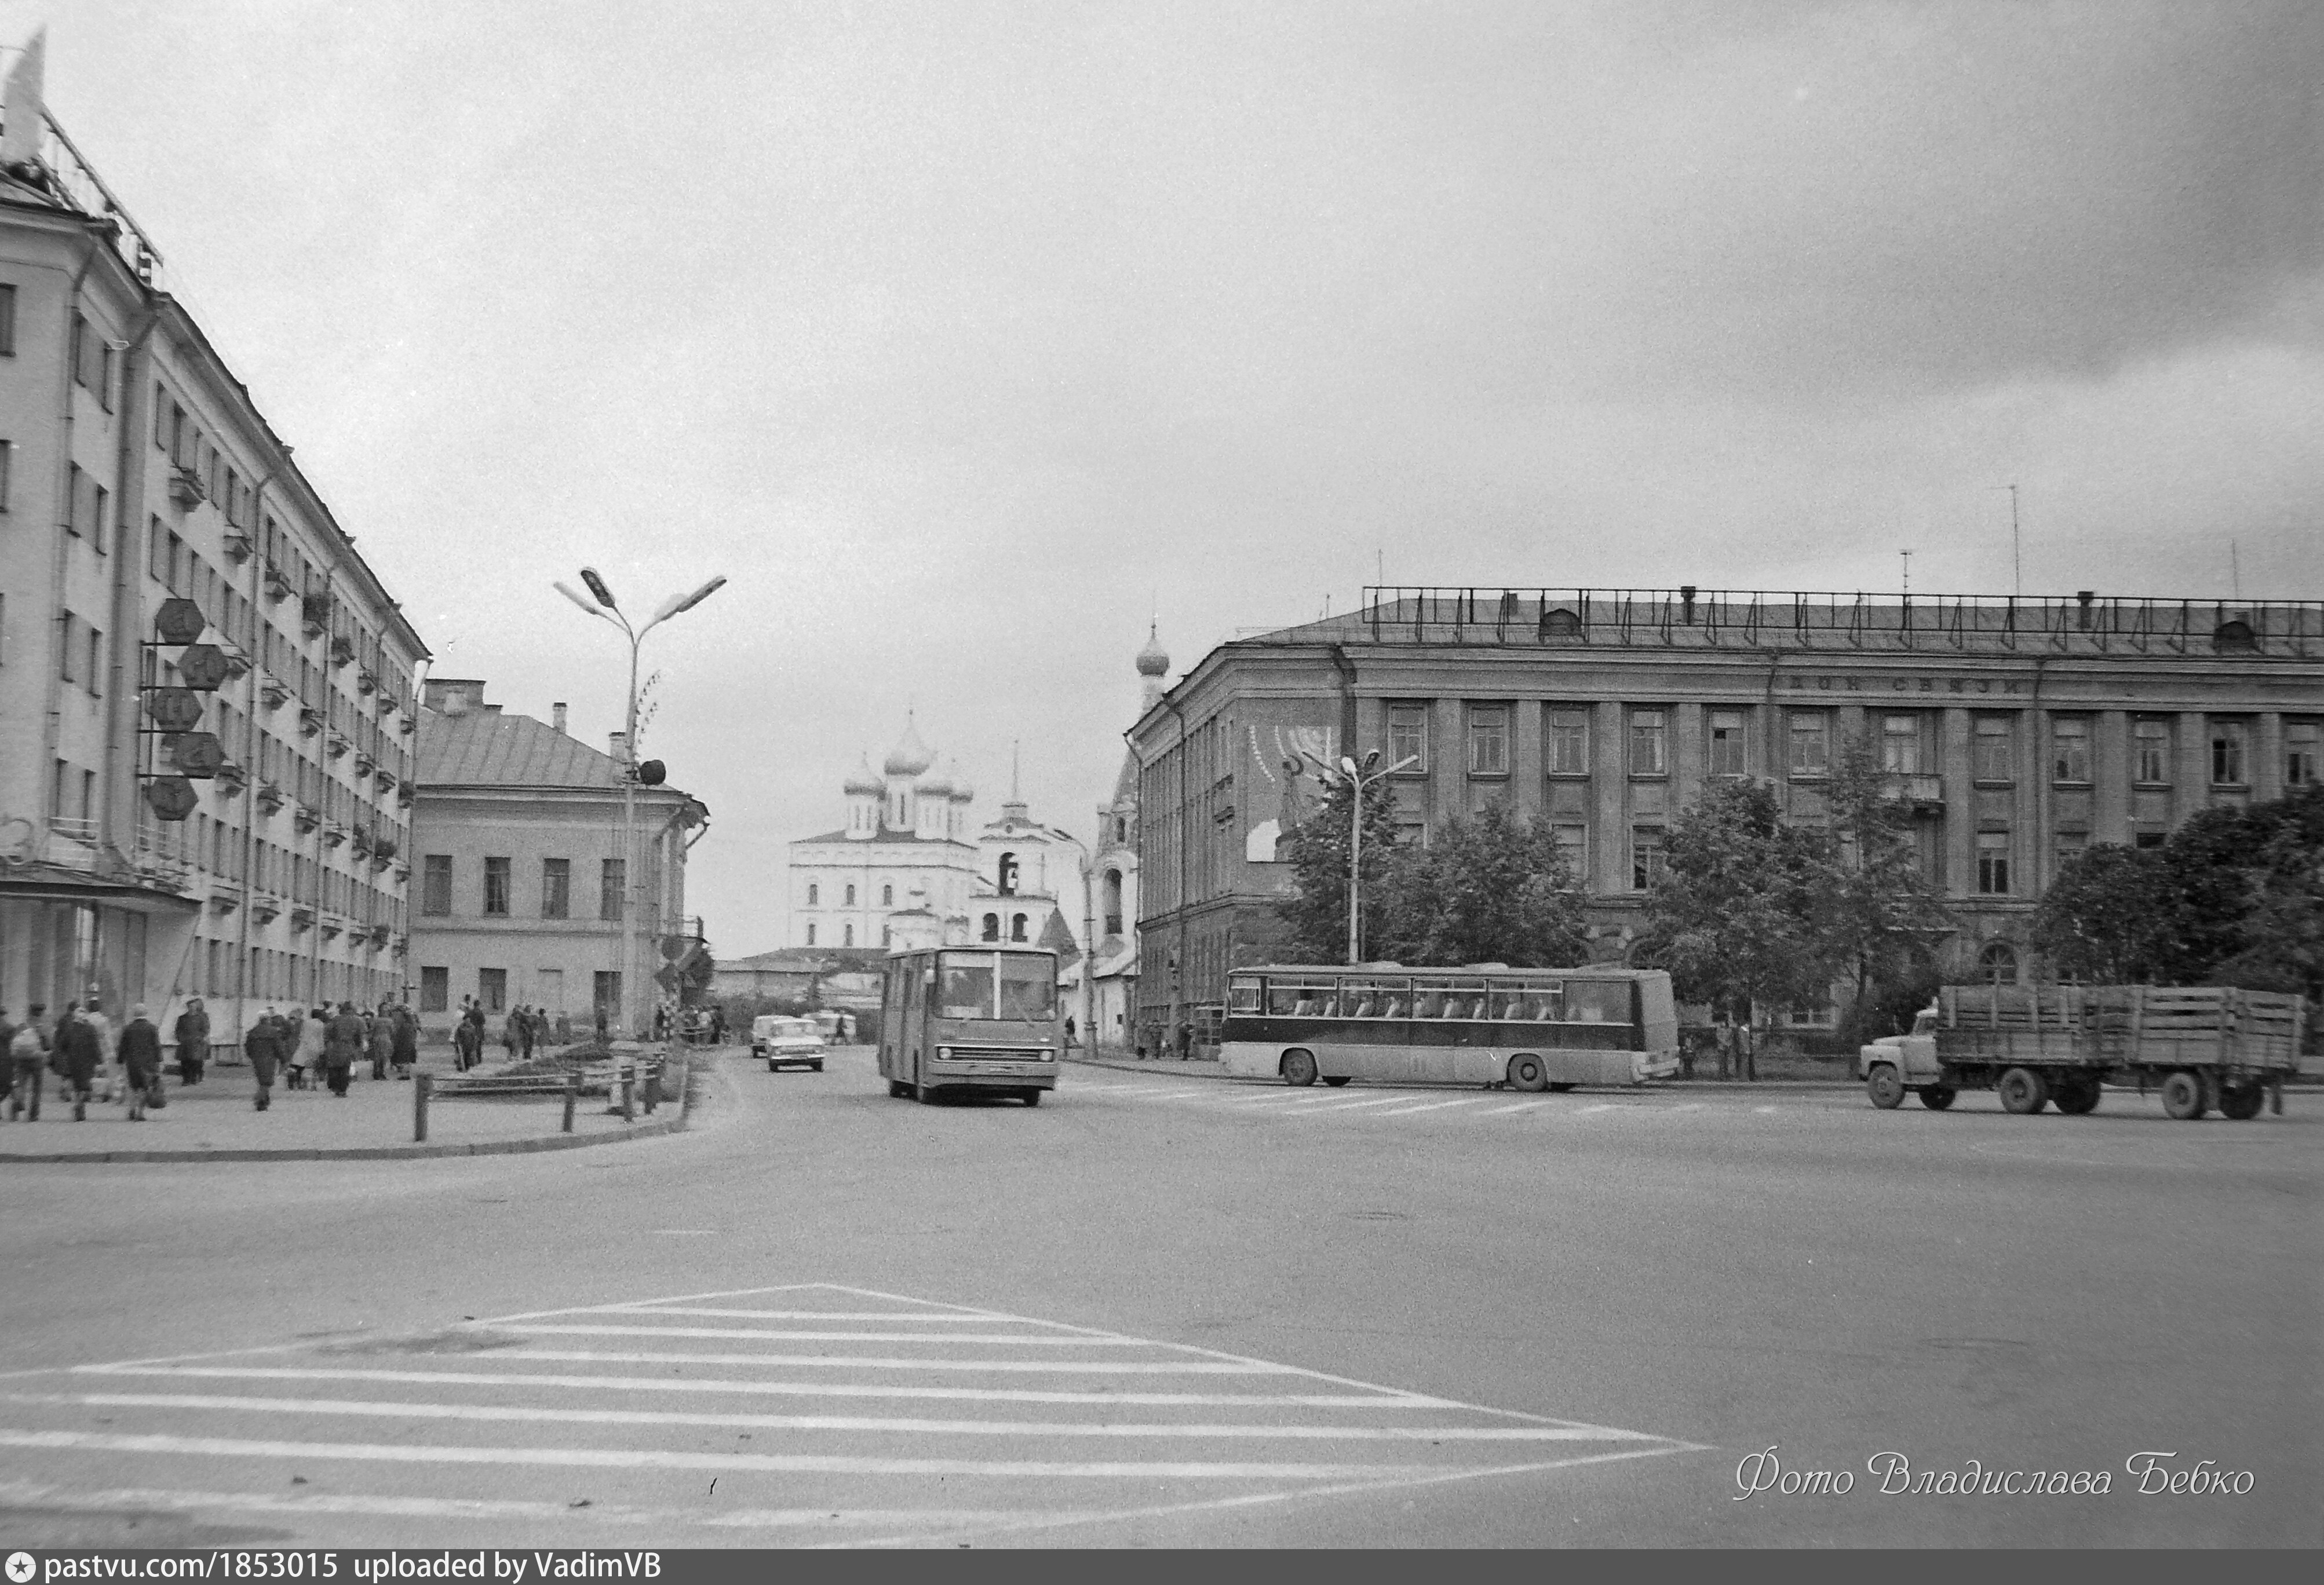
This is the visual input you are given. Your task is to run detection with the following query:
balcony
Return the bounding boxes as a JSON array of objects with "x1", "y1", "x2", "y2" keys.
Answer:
[
  {"x1": 375, "y1": 766, "x2": 399, "y2": 794},
  {"x1": 167, "y1": 465, "x2": 206, "y2": 509},
  {"x1": 263, "y1": 562, "x2": 293, "y2": 602},
  {"x1": 293, "y1": 803, "x2": 320, "y2": 834},
  {"x1": 252, "y1": 892, "x2": 282, "y2": 923},
  {"x1": 290, "y1": 904, "x2": 315, "y2": 932},
  {"x1": 298, "y1": 706, "x2": 323, "y2": 738},
  {"x1": 330, "y1": 634, "x2": 355, "y2": 668},
  {"x1": 326, "y1": 729, "x2": 351, "y2": 759},
  {"x1": 320, "y1": 916, "x2": 342, "y2": 940},
  {"x1": 256, "y1": 780, "x2": 284, "y2": 813},
  {"x1": 132, "y1": 843, "x2": 192, "y2": 893},
  {"x1": 397, "y1": 778, "x2": 416, "y2": 805},
  {"x1": 323, "y1": 822, "x2": 347, "y2": 849},
  {"x1": 354, "y1": 750, "x2": 377, "y2": 778},
  {"x1": 209, "y1": 883, "x2": 242, "y2": 915},
  {"x1": 357, "y1": 666, "x2": 377, "y2": 696},
  {"x1": 1878, "y1": 773, "x2": 1946, "y2": 812},
  {"x1": 222, "y1": 529, "x2": 254, "y2": 564},
  {"x1": 260, "y1": 671, "x2": 293, "y2": 709},
  {"x1": 216, "y1": 638, "x2": 251, "y2": 679},
  {"x1": 215, "y1": 762, "x2": 247, "y2": 793}
]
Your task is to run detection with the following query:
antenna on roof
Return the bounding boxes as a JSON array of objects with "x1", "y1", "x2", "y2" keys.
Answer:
[{"x1": 1900, "y1": 549, "x2": 1911, "y2": 596}]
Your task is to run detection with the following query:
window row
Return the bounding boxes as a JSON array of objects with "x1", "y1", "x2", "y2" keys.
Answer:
[
  {"x1": 420, "y1": 855, "x2": 623, "y2": 921},
  {"x1": 178, "y1": 940, "x2": 401, "y2": 1006}
]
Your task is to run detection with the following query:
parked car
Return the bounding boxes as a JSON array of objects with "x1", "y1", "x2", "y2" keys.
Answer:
[{"x1": 752, "y1": 1014, "x2": 826, "y2": 1073}]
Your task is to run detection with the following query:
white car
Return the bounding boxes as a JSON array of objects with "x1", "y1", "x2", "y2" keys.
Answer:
[{"x1": 751, "y1": 1015, "x2": 826, "y2": 1073}]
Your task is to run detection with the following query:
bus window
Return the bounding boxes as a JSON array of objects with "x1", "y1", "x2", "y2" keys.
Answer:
[
  {"x1": 1531, "y1": 984, "x2": 1566, "y2": 1021},
  {"x1": 1271, "y1": 979, "x2": 1335, "y2": 1016},
  {"x1": 1440, "y1": 981, "x2": 1487, "y2": 1018},
  {"x1": 1411, "y1": 990, "x2": 1444, "y2": 1019},
  {"x1": 1267, "y1": 985, "x2": 1302, "y2": 1016},
  {"x1": 1228, "y1": 977, "x2": 1264, "y2": 1016},
  {"x1": 1486, "y1": 984, "x2": 1530, "y2": 1020},
  {"x1": 997, "y1": 955, "x2": 1057, "y2": 1021},
  {"x1": 1568, "y1": 981, "x2": 1632, "y2": 1024},
  {"x1": 937, "y1": 957, "x2": 996, "y2": 1018},
  {"x1": 1342, "y1": 977, "x2": 1407, "y2": 1017}
]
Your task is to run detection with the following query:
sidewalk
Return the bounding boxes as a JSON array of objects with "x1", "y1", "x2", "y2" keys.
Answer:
[{"x1": 0, "y1": 1047, "x2": 695, "y2": 1164}]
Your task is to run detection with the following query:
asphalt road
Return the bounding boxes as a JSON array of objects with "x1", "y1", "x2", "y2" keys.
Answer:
[{"x1": 1, "y1": 1047, "x2": 2316, "y2": 1549}]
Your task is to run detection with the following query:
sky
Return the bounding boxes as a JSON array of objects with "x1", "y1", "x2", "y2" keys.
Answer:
[{"x1": 10, "y1": 1, "x2": 2318, "y2": 953}]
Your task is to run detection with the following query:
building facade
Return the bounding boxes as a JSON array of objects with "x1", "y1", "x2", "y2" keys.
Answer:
[
  {"x1": 1128, "y1": 587, "x2": 2324, "y2": 1047},
  {"x1": 409, "y1": 680, "x2": 707, "y2": 1038},
  {"x1": 1, "y1": 97, "x2": 426, "y2": 1038},
  {"x1": 1067, "y1": 626, "x2": 1165, "y2": 1049}
]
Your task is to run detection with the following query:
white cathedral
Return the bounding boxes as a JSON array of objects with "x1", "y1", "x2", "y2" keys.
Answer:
[{"x1": 786, "y1": 715, "x2": 1083, "y2": 956}]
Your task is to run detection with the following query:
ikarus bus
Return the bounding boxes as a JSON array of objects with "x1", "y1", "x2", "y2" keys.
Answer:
[
  {"x1": 878, "y1": 945, "x2": 1063, "y2": 1105},
  {"x1": 1221, "y1": 964, "x2": 1681, "y2": 1090}
]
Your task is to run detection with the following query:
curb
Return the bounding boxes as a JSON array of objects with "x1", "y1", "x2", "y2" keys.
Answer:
[{"x1": 1059, "y1": 1053, "x2": 1860, "y2": 1090}]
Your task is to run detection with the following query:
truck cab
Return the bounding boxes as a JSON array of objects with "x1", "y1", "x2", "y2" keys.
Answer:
[{"x1": 1858, "y1": 1006, "x2": 1953, "y2": 1109}]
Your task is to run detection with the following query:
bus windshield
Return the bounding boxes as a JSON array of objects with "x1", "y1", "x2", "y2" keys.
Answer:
[{"x1": 936, "y1": 951, "x2": 1057, "y2": 1021}]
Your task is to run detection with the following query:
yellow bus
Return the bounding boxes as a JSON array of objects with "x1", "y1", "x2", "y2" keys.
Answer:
[
  {"x1": 1221, "y1": 964, "x2": 1681, "y2": 1090},
  {"x1": 878, "y1": 946, "x2": 1063, "y2": 1105}
]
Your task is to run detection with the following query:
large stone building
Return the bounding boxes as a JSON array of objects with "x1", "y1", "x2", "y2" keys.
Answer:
[
  {"x1": 786, "y1": 719, "x2": 1082, "y2": 955},
  {"x1": 1126, "y1": 586, "x2": 2324, "y2": 1048},
  {"x1": 1064, "y1": 625, "x2": 1166, "y2": 1049},
  {"x1": 0, "y1": 72, "x2": 426, "y2": 1034},
  {"x1": 410, "y1": 679, "x2": 707, "y2": 1038}
]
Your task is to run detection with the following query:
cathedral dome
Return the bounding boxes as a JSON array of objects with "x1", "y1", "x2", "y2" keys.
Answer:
[
  {"x1": 1134, "y1": 623, "x2": 1169, "y2": 678},
  {"x1": 918, "y1": 771, "x2": 954, "y2": 799},
  {"x1": 944, "y1": 757, "x2": 973, "y2": 801},
  {"x1": 842, "y1": 754, "x2": 882, "y2": 797},
  {"x1": 882, "y1": 717, "x2": 935, "y2": 777}
]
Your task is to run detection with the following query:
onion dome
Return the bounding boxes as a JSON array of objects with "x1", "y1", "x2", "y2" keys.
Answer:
[
  {"x1": 918, "y1": 770, "x2": 954, "y2": 799},
  {"x1": 1134, "y1": 622, "x2": 1169, "y2": 678},
  {"x1": 842, "y1": 754, "x2": 882, "y2": 796},
  {"x1": 882, "y1": 714, "x2": 935, "y2": 777},
  {"x1": 946, "y1": 757, "x2": 974, "y2": 802}
]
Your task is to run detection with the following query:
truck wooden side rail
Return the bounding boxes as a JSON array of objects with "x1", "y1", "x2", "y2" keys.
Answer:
[{"x1": 1858, "y1": 985, "x2": 2303, "y2": 1121}]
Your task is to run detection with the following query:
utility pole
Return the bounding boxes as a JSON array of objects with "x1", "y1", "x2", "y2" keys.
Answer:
[{"x1": 1900, "y1": 549, "x2": 1912, "y2": 597}]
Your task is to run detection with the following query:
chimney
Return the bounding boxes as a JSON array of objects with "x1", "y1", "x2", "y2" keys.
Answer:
[
  {"x1": 608, "y1": 731, "x2": 629, "y2": 763},
  {"x1": 553, "y1": 703, "x2": 568, "y2": 735}
]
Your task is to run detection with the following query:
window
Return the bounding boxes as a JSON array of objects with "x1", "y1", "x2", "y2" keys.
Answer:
[
  {"x1": 478, "y1": 968, "x2": 507, "y2": 1013},
  {"x1": 2052, "y1": 717, "x2": 2090, "y2": 783},
  {"x1": 1545, "y1": 707, "x2": 1590, "y2": 776},
  {"x1": 541, "y1": 858, "x2": 570, "y2": 919},
  {"x1": 1467, "y1": 704, "x2": 1509, "y2": 776},
  {"x1": 1978, "y1": 942, "x2": 2019, "y2": 985},
  {"x1": 1630, "y1": 826, "x2": 1666, "y2": 890},
  {"x1": 1708, "y1": 710, "x2": 1746, "y2": 776},
  {"x1": 482, "y1": 857, "x2": 511, "y2": 916},
  {"x1": 600, "y1": 858, "x2": 624, "y2": 919},
  {"x1": 807, "y1": 882, "x2": 819, "y2": 905},
  {"x1": 1973, "y1": 717, "x2": 2014, "y2": 783},
  {"x1": 85, "y1": 624, "x2": 102, "y2": 695},
  {"x1": 843, "y1": 924, "x2": 854, "y2": 947},
  {"x1": 593, "y1": 972, "x2": 620, "y2": 1015},
  {"x1": 419, "y1": 967, "x2": 448, "y2": 1012},
  {"x1": 1881, "y1": 714, "x2": 1921, "y2": 774},
  {"x1": 1976, "y1": 832, "x2": 2012, "y2": 895},
  {"x1": 1629, "y1": 710, "x2": 1667, "y2": 776},
  {"x1": 981, "y1": 914, "x2": 999, "y2": 942},
  {"x1": 2134, "y1": 830, "x2": 2167, "y2": 850},
  {"x1": 881, "y1": 883, "x2": 893, "y2": 906},
  {"x1": 844, "y1": 883, "x2": 857, "y2": 905},
  {"x1": 997, "y1": 854, "x2": 1018, "y2": 895},
  {"x1": 0, "y1": 438, "x2": 10, "y2": 512},
  {"x1": 58, "y1": 613, "x2": 77, "y2": 683},
  {"x1": 2056, "y1": 830, "x2": 2088, "y2": 868},
  {"x1": 805, "y1": 923, "x2": 817, "y2": 945},
  {"x1": 2288, "y1": 724, "x2": 2321, "y2": 787},
  {"x1": 2209, "y1": 721, "x2": 2246, "y2": 786},
  {"x1": 1387, "y1": 704, "x2": 1428, "y2": 773},
  {"x1": 1551, "y1": 823, "x2": 1587, "y2": 877},
  {"x1": 2134, "y1": 719, "x2": 2171, "y2": 784},
  {"x1": 0, "y1": 283, "x2": 14, "y2": 355},
  {"x1": 1011, "y1": 914, "x2": 1028, "y2": 943},
  {"x1": 1786, "y1": 710, "x2": 1829, "y2": 777}
]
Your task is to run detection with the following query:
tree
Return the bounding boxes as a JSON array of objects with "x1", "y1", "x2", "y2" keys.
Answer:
[
  {"x1": 1373, "y1": 804, "x2": 1588, "y2": 967},
  {"x1": 2031, "y1": 843, "x2": 2174, "y2": 983},
  {"x1": 1640, "y1": 779, "x2": 1843, "y2": 1026},
  {"x1": 1824, "y1": 735, "x2": 1953, "y2": 1035},
  {"x1": 1275, "y1": 770, "x2": 1403, "y2": 963}
]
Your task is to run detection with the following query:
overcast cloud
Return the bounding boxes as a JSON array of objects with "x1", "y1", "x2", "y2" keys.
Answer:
[{"x1": 16, "y1": 0, "x2": 2318, "y2": 951}]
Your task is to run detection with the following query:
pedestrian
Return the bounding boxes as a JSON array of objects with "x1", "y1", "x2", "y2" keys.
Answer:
[
  {"x1": 1176, "y1": 1019, "x2": 1194, "y2": 1062},
  {"x1": 172, "y1": 996, "x2": 211, "y2": 1086},
  {"x1": 499, "y1": 1011, "x2": 517, "y2": 1062},
  {"x1": 245, "y1": 1006, "x2": 282, "y2": 1111},
  {"x1": 368, "y1": 1003, "x2": 395, "y2": 1080},
  {"x1": 6, "y1": 1003, "x2": 45, "y2": 1120},
  {"x1": 465, "y1": 1002, "x2": 488, "y2": 1068},
  {"x1": 118, "y1": 1003, "x2": 163, "y2": 1121},
  {"x1": 56, "y1": 1003, "x2": 101, "y2": 1122},
  {"x1": 80, "y1": 998, "x2": 117, "y2": 1102},
  {"x1": 391, "y1": 1003, "x2": 418, "y2": 1079},
  {"x1": 654, "y1": 1005, "x2": 670, "y2": 1042},
  {"x1": 515, "y1": 1005, "x2": 535, "y2": 1062},
  {"x1": 593, "y1": 1003, "x2": 608, "y2": 1045},
  {"x1": 453, "y1": 1008, "x2": 479, "y2": 1072},
  {"x1": 323, "y1": 1001, "x2": 363, "y2": 1097},
  {"x1": 293, "y1": 1005, "x2": 329, "y2": 1091},
  {"x1": 1064, "y1": 1014, "x2": 1077, "y2": 1048}
]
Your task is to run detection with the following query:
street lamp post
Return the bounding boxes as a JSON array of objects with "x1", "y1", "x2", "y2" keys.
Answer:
[
  {"x1": 1338, "y1": 751, "x2": 1417, "y2": 966},
  {"x1": 556, "y1": 568, "x2": 727, "y2": 1043}
]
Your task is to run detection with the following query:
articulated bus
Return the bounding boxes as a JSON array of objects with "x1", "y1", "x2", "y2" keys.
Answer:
[
  {"x1": 1221, "y1": 965, "x2": 1681, "y2": 1090},
  {"x1": 878, "y1": 946, "x2": 1063, "y2": 1105}
]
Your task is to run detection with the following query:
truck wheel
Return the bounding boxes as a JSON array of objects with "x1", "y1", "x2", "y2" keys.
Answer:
[
  {"x1": 1997, "y1": 1067, "x2": 2049, "y2": 1115},
  {"x1": 1917, "y1": 1086, "x2": 1957, "y2": 1111},
  {"x1": 2160, "y1": 1070, "x2": 2208, "y2": 1121},
  {"x1": 1281, "y1": 1050, "x2": 1319, "y2": 1087},
  {"x1": 2217, "y1": 1080, "x2": 2265, "y2": 1121},
  {"x1": 1508, "y1": 1054, "x2": 1549, "y2": 1093},
  {"x1": 2052, "y1": 1077, "x2": 2102, "y2": 1115},
  {"x1": 1323, "y1": 1075, "x2": 1352, "y2": 1087},
  {"x1": 1866, "y1": 1064, "x2": 1905, "y2": 1109}
]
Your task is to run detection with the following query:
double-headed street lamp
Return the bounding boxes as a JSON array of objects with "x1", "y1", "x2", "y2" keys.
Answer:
[
  {"x1": 1337, "y1": 750, "x2": 1416, "y2": 966},
  {"x1": 556, "y1": 567, "x2": 727, "y2": 1042}
]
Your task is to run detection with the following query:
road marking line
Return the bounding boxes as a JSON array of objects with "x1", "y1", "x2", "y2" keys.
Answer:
[
  {"x1": 1480, "y1": 1101, "x2": 1554, "y2": 1116},
  {"x1": 502, "y1": 1324, "x2": 1161, "y2": 1347},
  {"x1": 13, "y1": 1391, "x2": 1668, "y2": 1443},
  {"x1": 1574, "y1": 1104, "x2": 1620, "y2": 1115},
  {"x1": 0, "y1": 1427, "x2": 1444, "y2": 1481},
  {"x1": 1288, "y1": 1097, "x2": 1414, "y2": 1113},
  {"x1": 615, "y1": 1308, "x2": 1082, "y2": 1325},
  {"x1": 82, "y1": 1365, "x2": 1443, "y2": 1410},
  {"x1": 0, "y1": 1479, "x2": 1066, "y2": 1532},
  {"x1": 490, "y1": 1349, "x2": 1290, "y2": 1375},
  {"x1": 1366, "y1": 1100, "x2": 1486, "y2": 1117},
  {"x1": 1754, "y1": 1105, "x2": 1778, "y2": 1115}
]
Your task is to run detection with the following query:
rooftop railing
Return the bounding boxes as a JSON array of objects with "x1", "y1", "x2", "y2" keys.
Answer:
[
  {"x1": 1330, "y1": 587, "x2": 2324, "y2": 659},
  {"x1": 3, "y1": 108, "x2": 169, "y2": 288}
]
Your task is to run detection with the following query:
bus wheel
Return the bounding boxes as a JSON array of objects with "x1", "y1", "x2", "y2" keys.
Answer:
[
  {"x1": 1323, "y1": 1075, "x2": 1352, "y2": 1087},
  {"x1": 1508, "y1": 1054, "x2": 1548, "y2": 1093},
  {"x1": 1023, "y1": 1089, "x2": 1042, "y2": 1107},
  {"x1": 913, "y1": 1082, "x2": 934, "y2": 1105},
  {"x1": 1917, "y1": 1085, "x2": 1957, "y2": 1111},
  {"x1": 2218, "y1": 1080, "x2": 2265, "y2": 1120},
  {"x1": 1281, "y1": 1050, "x2": 1318, "y2": 1087},
  {"x1": 886, "y1": 1079, "x2": 907, "y2": 1098},
  {"x1": 1997, "y1": 1067, "x2": 2049, "y2": 1115},
  {"x1": 2052, "y1": 1077, "x2": 2101, "y2": 1115},
  {"x1": 2160, "y1": 1069, "x2": 2208, "y2": 1121},
  {"x1": 1866, "y1": 1064, "x2": 1904, "y2": 1109}
]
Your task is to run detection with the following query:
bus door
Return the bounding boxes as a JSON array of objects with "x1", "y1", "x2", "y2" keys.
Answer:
[{"x1": 901, "y1": 956, "x2": 925, "y2": 1086}]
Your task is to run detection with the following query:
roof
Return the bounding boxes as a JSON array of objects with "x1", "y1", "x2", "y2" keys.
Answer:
[
  {"x1": 790, "y1": 828, "x2": 975, "y2": 848},
  {"x1": 718, "y1": 948, "x2": 889, "y2": 973},
  {"x1": 417, "y1": 703, "x2": 687, "y2": 795}
]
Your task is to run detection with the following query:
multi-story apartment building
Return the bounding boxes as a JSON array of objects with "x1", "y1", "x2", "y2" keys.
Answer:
[
  {"x1": 1127, "y1": 587, "x2": 2324, "y2": 1046},
  {"x1": 410, "y1": 680, "x2": 708, "y2": 1039},
  {"x1": 1, "y1": 105, "x2": 426, "y2": 1033}
]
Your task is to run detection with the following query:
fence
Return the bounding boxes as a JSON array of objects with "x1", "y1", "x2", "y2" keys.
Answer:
[{"x1": 411, "y1": 1054, "x2": 684, "y2": 1142}]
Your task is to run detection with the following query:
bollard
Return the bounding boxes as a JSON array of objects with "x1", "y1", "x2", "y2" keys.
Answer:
[
  {"x1": 621, "y1": 1063, "x2": 634, "y2": 1123},
  {"x1": 643, "y1": 1062, "x2": 661, "y2": 1115},
  {"x1": 562, "y1": 1071, "x2": 578, "y2": 1133},
  {"x1": 413, "y1": 1071, "x2": 432, "y2": 1142}
]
